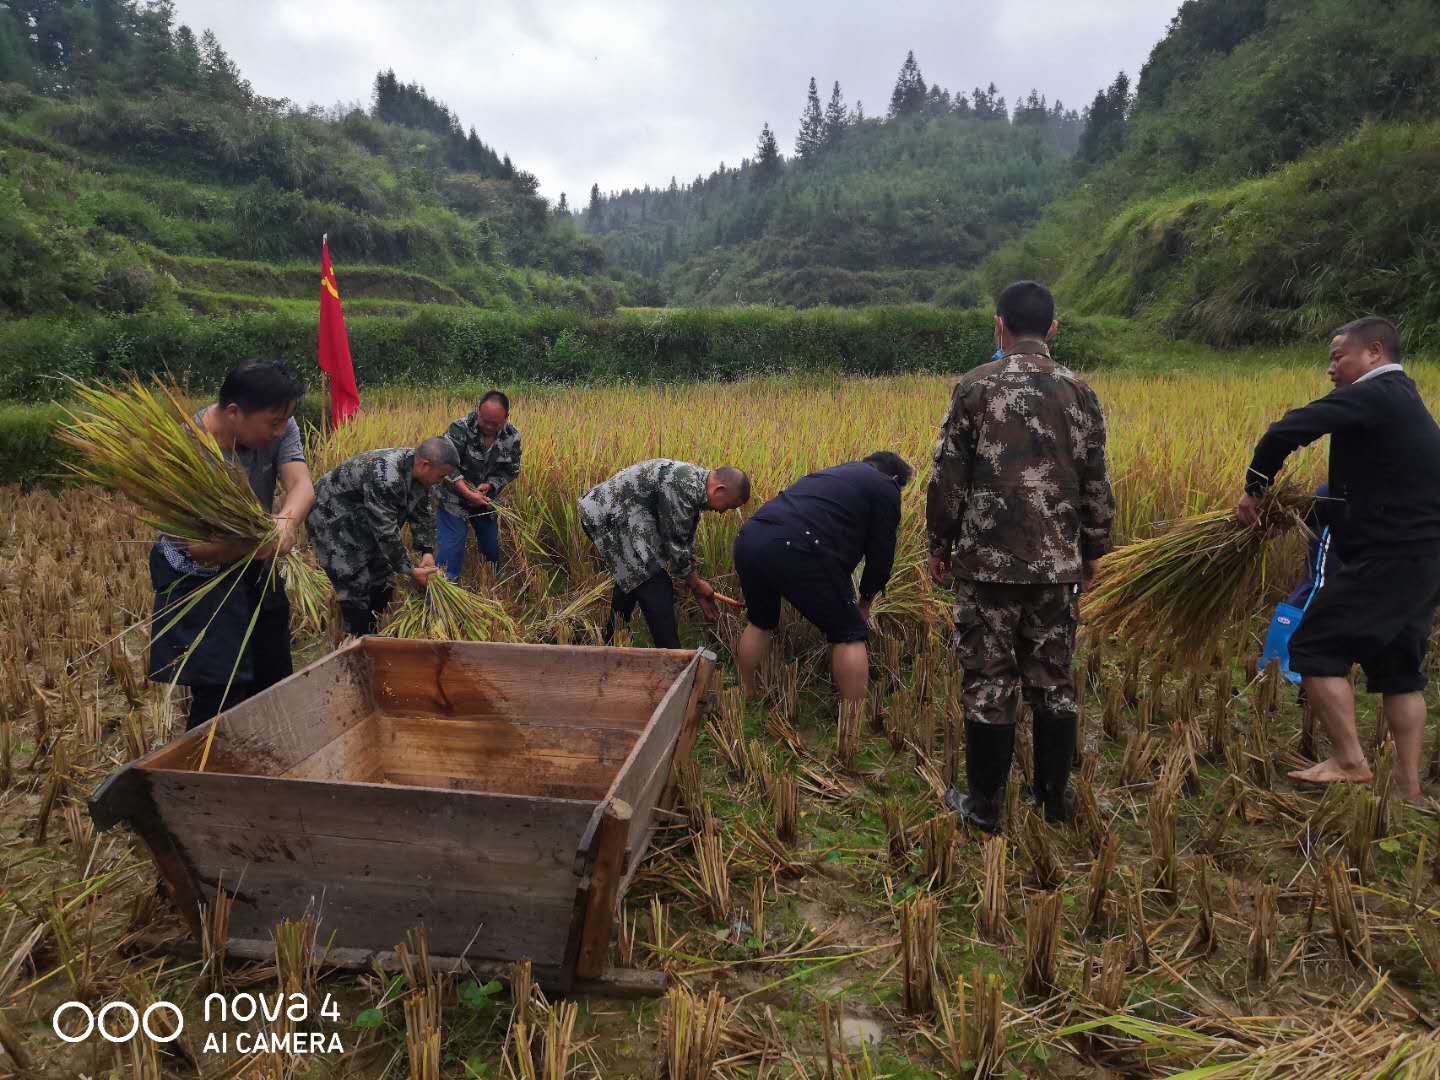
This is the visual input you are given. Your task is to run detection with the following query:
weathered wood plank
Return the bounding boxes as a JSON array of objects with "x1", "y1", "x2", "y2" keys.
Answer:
[
  {"x1": 173, "y1": 820, "x2": 579, "y2": 896},
  {"x1": 145, "y1": 771, "x2": 596, "y2": 872},
  {"x1": 605, "y1": 652, "x2": 707, "y2": 898},
  {"x1": 659, "y1": 652, "x2": 716, "y2": 812},
  {"x1": 146, "y1": 641, "x2": 374, "y2": 776},
  {"x1": 212, "y1": 873, "x2": 576, "y2": 965},
  {"x1": 363, "y1": 638, "x2": 690, "y2": 724},
  {"x1": 380, "y1": 771, "x2": 609, "y2": 802},
  {"x1": 282, "y1": 713, "x2": 383, "y2": 781},
  {"x1": 377, "y1": 715, "x2": 637, "y2": 780},
  {"x1": 574, "y1": 799, "x2": 632, "y2": 979}
]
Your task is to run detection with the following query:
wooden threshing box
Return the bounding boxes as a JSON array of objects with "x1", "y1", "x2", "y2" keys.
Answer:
[{"x1": 90, "y1": 638, "x2": 715, "y2": 991}]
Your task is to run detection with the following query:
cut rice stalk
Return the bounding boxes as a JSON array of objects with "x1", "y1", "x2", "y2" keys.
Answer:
[{"x1": 1083, "y1": 483, "x2": 1312, "y2": 662}]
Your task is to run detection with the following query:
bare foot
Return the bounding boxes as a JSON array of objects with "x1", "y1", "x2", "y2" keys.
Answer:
[
  {"x1": 1396, "y1": 786, "x2": 1426, "y2": 806},
  {"x1": 1287, "y1": 757, "x2": 1373, "y2": 786}
]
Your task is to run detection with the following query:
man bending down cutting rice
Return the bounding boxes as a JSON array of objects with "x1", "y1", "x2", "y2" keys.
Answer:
[
  {"x1": 579, "y1": 459, "x2": 750, "y2": 648},
  {"x1": 308, "y1": 438, "x2": 459, "y2": 636},
  {"x1": 1237, "y1": 316, "x2": 1440, "y2": 803}
]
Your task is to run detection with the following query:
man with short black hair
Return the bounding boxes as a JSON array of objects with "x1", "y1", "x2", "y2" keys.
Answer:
[
  {"x1": 579, "y1": 460, "x2": 750, "y2": 648},
  {"x1": 928, "y1": 280, "x2": 1113, "y2": 831},
  {"x1": 735, "y1": 451, "x2": 911, "y2": 704},
  {"x1": 148, "y1": 359, "x2": 315, "y2": 729},
  {"x1": 436, "y1": 389, "x2": 522, "y2": 581},
  {"x1": 1237, "y1": 316, "x2": 1440, "y2": 803},
  {"x1": 308, "y1": 437, "x2": 459, "y2": 636}
]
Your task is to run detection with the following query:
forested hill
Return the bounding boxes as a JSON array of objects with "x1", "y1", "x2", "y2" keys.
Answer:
[
  {"x1": 983, "y1": 0, "x2": 1440, "y2": 349},
  {"x1": 583, "y1": 54, "x2": 1085, "y2": 308},
  {"x1": 0, "y1": 0, "x2": 631, "y2": 320}
]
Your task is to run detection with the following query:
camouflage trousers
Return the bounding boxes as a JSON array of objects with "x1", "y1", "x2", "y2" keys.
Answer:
[{"x1": 951, "y1": 578, "x2": 1079, "y2": 727}]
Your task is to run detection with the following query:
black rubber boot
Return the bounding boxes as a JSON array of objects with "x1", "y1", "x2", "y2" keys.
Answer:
[
  {"x1": 946, "y1": 720, "x2": 1016, "y2": 834},
  {"x1": 1032, "y1": 711, "x2": 1078, "y2": 824}
]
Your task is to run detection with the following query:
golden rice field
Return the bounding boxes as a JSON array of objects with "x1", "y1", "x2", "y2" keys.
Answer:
[{"x1": 2, "y1": 364, "x2": 1440, "y2": 1079}]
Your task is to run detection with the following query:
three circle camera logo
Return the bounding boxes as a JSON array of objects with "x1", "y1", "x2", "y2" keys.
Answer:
[{"x1": 53, "y1": 999, "x2": 184, "y2": 1044}]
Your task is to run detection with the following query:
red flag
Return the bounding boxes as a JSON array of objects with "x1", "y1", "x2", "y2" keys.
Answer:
[{"x1": 318, "y1": 236, "x2": 360, "y2": 428}]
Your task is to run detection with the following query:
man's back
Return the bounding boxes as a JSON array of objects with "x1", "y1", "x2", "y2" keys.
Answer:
[
  {"x1": 751, "y1": 462, "x2": 899, "y2": 565},
  {"x1": 926, "y1": 344, "x2": 1112, "y2": 584}
]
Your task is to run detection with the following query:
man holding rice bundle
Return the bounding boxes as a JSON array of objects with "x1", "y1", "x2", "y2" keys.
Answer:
[
  {"x1": 436, "y1": 389, "x2": 522, "y2": 581},
  {"x1": 148, "y1": 360, "x2": 314, "y2": 730},
  {"x1": 308, "y1": 438, "x2": 459, "y2": 636},
  {"x1": 927, "y1": 280, "x2": 1114, "y2": 832},
  {"x1": 1237, "y1": 317, "x2": 1440, "y2": 803},
  {"x1": 579, "y1": 459, "x2": 750, "y2": 648}
]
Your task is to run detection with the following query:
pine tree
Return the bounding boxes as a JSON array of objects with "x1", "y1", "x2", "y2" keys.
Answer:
[
  {"x1": 795, "y1": 76, "x2": 824, "y2": 159},
  {"x1": 587, "y1": 182, "x2": 605, "y2": 232},
  {"x1": 200, "y1": 29, "x2": 250, "y2": 102},
  {"x1": 134, "y1": 0, "x2": 178, "y2": 90},
  {"x1": 555, "y1": 192, "x2": 569, "y2": 216},
  {"x1": 752, "y1": 122, "x2": 782, "y2": 187},
  {"x1": 173, "y1": 24, "x2": 201, "y2": 90},
  {"x1": 1077, "y1": 71, "x2": 1132, "y2": 165},
  {"x1": 990, "y1": 83, "x2": 1008, "y2": 123},
  {"x1": 887, "y1": 50, "x2": 926, "y2": 118},
  {"x1": 823, "y1": 80, "x2": 847, "y2": 147}
]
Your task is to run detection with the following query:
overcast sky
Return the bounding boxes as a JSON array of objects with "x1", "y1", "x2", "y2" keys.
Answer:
[{"x1": 170, "y1": 0, "x2": 1179, "y2": 204}]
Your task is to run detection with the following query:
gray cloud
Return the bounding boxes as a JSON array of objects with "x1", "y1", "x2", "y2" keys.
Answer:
[{"x1": 171, "y1": 0, "x2": 1178, "y2": 203}]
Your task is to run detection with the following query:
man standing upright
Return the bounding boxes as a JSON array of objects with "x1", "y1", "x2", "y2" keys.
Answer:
[
  {"x1": 579, "y1": 459, "x2": 750, "y2": 648},
  {"x1": 1238, "y1": 317, "x2": 1440, "y2": 803},
  {"x1": 436, "y1": 389, "x2": 522, "y2": 581},
  {"x1": 148, "y1": 360, "x2": 315, "y2": 729},
  {"x1": 927, "y1": 281, "x2": 1113, "y2": 831}
]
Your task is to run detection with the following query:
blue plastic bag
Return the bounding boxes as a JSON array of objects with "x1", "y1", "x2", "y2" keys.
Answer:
[
  {"x1": 1258, "y1": 524, "x2": 1331, "y2": 685},
  {"x1": 1259, "y1": 602, "x2": 1306, "y2": 685}
]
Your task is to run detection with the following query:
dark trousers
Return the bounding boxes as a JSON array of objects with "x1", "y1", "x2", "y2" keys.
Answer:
[
  {"x1": 604, "y1": 573, "x2": 681, "y2": 649},
  {"x1": 185, "y1": 602, "x2": 294, "y2": 730},
  {"x1": 339, "y1": 584, "x2": 395, "y2": 638}
]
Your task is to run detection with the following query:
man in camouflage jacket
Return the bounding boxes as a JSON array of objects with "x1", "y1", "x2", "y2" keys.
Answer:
[
  {"x1": 308, "y1": 438, "x2": 459, "y2": 636},
  {"x1": 436, "y1": 389, "x2": 522, "y2": 581},
  {"x1": 926, "y1": 281, "x2": 1113, "y2": 831},
  {"x1": 579, "y1": 458, "x2": 750, "y2": 648}
]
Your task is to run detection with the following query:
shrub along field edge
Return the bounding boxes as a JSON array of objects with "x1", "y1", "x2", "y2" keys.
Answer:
[{"x1": 0, "y1": 304, "x2": 1111, "y2": 403}]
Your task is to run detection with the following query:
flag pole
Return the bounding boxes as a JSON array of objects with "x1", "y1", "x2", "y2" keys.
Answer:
[{"x1": 320, "y1": 233, "x2": 331, "y2": 440}]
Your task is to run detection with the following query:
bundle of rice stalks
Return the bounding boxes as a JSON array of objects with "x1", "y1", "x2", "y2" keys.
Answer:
[
  {"x1": 280, "y1": 549, "x2": 332, "y2": 636},
  {"x1": 380, "y1": 575, "x2": 519, "y2": 642},
  {"x1": 1084, "y1": 484, "x2": 1312, "y2": 662},
  {"x1": 59, "y1": 379, "x2": 277, "y2": 547}
]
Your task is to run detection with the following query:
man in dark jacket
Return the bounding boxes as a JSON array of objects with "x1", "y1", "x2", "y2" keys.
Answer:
[
  {"x1": 927, "y1": 281, "x2": 1113, "y2": 831},
  {"x1": 735, "y1": 452, "x2": 910, "y2": 704},
  {"x1": 1237, "y1": 316, "x2": 1440, "y2": 803}
]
